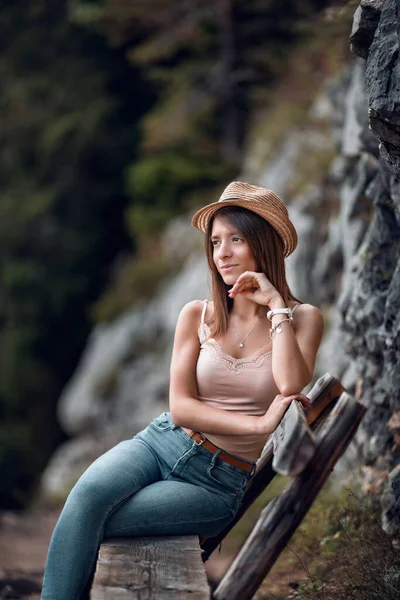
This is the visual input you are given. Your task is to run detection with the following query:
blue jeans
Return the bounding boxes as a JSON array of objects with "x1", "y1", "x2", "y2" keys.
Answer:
[{"x1": 41, "y1": 411, "x2": 256, "y2": 600}]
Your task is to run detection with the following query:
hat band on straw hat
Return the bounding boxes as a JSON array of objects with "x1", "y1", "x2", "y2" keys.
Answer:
[{"x1": 191, "y1": 181, "x2": 298, "y2": 258}]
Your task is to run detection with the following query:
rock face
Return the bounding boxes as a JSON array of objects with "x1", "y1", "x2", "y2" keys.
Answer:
[
  {"x1": 346, "y1": 0, "x2": 400, "y2": 537},
  {"x1": 40, "y1": 0, "x2": 400, "y2": 539},
  {"x1": 351, "y1": 0, "x2": 400, "y2": 173}
]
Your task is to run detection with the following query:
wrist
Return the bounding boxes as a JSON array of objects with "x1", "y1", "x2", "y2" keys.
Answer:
[
  {"x1": 268, "y1": 296, "x2": 285, "y2": 310},
  {"x1": 254, "y1": 415, "x2": 272, "y2": 436}
]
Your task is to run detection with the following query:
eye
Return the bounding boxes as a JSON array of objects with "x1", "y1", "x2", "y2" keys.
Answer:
[{"x1": 211, "y1": 236, "x2": 242, "y2": 246}]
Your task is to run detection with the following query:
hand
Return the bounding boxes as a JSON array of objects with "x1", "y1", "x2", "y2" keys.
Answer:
[
  {"x1": 228, "y1": 271, "x2": 280, "y2": 307},
  {"x1": 258, "y1": 393, "x2": 311, "y2": 435}
]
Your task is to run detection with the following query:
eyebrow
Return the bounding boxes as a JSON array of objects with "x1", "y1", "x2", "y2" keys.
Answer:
[{"x1": 210, "y1": 231, "x2": 241, "y2": 240}]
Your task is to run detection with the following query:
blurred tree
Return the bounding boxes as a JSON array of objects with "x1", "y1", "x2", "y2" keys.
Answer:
[
  {"x1": 0, "y1": 0, "x2": 153, "y2": 507},
  {"x1": 70, "y1": 0, "x2": 335, "y2": 164}
]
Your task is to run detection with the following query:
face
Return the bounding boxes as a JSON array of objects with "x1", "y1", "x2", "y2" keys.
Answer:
[{"x1": 210, "y1": 215, "x2": 258, "y2": 284}]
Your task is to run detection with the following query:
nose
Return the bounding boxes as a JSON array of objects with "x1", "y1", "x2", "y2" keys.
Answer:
[{"x1": 219, "y1": 240, "x2": 233, "y2": 258}]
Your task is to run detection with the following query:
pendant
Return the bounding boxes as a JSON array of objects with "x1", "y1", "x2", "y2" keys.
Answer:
[{"x1": 239, "y1": 342, "x2": 244, "y2": 348}]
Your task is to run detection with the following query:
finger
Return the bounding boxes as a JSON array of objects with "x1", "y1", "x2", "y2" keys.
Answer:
[
  {"x1": 281, "y1": 395, "x2": 311, "y2": 409},
  {"x1": 288, "y1": 393, "x2": 309, "y2": 402},
  {"x1": 299, "y1": 399, "x2": 312, "y2": 408},
  {"x1": 232, "y1": 272, "x2": 258, "y2": 288},
  {"x1": 296, "y1": 394, "x2": 311, "y2": 404},
  {"x1": 295, "y1": 396, "x2": 312, "y2": 408},
  {"x1": 280, "y1": 396, "x2": 294, "y2": 407},
  {"x1": 278, "y1": 398, "x2": 294, "y2": 417},
  {"x1": 229, "y1": 283, "x2": 254, "y2": 296},
  {"x1": 231, "y1": 278, "x2": 251, "y2": 292},
  {"x1": 274, "y1": 394, "x2": 291, "y2": 403},
  {"x1": 237, "y1": 289, "x2": 255, "y2": 298},
  {"x1": 234, "y1": 286, "x2": 257, "y2": 297},
  {"x1": 234, "y1": 281, "x2": 258, "y2": 295}
]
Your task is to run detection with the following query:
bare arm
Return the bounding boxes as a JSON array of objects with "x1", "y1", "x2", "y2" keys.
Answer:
[
  {"x1": 168, "y1": 301, "x2": 310, "y2": 436},
  {"x1": 268, "y1": 298, "x2": 324, "y2": 395}
]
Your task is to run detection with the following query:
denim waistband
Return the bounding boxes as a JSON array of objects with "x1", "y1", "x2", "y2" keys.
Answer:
[{"x1": 170, "y1": 418, "x2": 257, "y2": 477}]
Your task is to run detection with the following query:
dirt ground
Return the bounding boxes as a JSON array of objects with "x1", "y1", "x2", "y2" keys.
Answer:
[
  {"x1": 0, "y1": 510, "x2": 57, "y2": 599},
  {"x1": 0, "y1": 508, "x2": 307, "y2": 599}
]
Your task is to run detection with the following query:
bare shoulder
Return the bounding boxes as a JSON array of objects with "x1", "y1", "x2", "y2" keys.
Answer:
[
  {"x1": 179, "y1": 299, "x2": 203, "y2": 317},
  {"x1": 292, "y1": 302, "x2": 324, "y2": 333},
  {"x1": 175, "y1": 299, "x2": 210, "y2": 332},
  {"x1": 293, "y1": 302, "x2": 323, "y2": 316}
]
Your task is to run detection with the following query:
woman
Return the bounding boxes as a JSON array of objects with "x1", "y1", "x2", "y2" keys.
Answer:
[{"x1": 41, "y1": 181, "x2": 324, "y2": 600}]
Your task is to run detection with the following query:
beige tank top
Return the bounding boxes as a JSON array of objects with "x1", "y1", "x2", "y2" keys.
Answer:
[{"x1": 195, "y1": 299, "x2": 300, "y2": 461}]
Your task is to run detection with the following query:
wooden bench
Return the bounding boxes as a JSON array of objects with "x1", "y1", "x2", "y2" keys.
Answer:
[
  {"x1": 92, "y1": 373, "x2": 366, "y2": 599},
  {"x1": 91, "y1": 536, "x2": 210, "y2": 599}
]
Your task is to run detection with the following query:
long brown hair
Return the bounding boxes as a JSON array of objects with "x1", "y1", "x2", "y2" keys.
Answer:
[{"x1": 204, "y1": 206, "x2": 303, "y2": 338}]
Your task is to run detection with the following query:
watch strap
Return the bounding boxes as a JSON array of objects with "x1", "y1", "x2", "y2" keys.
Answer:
[{"x1": 267, "y1": 307, "x2": 293, "y2": 321}]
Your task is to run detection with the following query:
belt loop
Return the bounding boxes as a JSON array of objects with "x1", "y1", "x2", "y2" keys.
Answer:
[{"x1": 211, "y1": 448, "x2": 222, "y2": 466}]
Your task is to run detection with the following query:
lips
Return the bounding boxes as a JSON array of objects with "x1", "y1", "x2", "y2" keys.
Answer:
[{"x1": 221, "y1": 264, "x2": 237, "y2": 270}]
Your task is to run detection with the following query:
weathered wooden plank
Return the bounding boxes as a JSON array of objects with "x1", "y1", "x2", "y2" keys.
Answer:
[
  {"x1": 200, "y1": 372, "x2": 345, "y2": 561},
  {"x1": 92, "y1": 536, "x2": 210, "y2": 600},
  {"x1": 213, "y1": 392, "x2": 367, "y2": 600},
  {"x1": 304, "y1": 372, "x2": 344, "y2": 428},
  {"x1": 272, "y1": 399, "x2": 316, "y2": 476}
]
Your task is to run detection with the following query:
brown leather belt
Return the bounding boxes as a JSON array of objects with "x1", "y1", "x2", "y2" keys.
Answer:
[{"x1": 186, "y1": 430, "x2": 254, "y2": 473}]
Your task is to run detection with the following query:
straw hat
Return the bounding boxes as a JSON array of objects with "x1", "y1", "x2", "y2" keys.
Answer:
[{"x1": 191, "y1": 181, "x2": 298, "y2": 258}]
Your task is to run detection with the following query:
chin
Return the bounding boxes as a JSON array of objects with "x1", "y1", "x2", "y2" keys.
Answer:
[{"x1": 220, "y1": 273, "x2": 235, "y2": 283}]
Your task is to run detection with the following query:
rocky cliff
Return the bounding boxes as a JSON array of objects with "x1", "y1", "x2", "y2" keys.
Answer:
[{"x1": 346, "y1": 0, "x2": 400, "y2": 536}]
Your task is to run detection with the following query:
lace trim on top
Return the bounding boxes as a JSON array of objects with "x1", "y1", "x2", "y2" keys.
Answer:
[
  {"x1": 197, "y1": 300, "x2": 301, "y2": 374},
  {"x1": 198, "y1": 322, "x2": 272, "y2": 374}
]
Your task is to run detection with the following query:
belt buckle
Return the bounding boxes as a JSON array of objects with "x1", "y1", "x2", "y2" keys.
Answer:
[{"x1": 194, "y1": 432, "x2": 206, "y2": 446}]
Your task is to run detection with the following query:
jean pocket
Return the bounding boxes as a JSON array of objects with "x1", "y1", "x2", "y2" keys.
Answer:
[
  {"x1": 150, "y1": 411, "x2": 175, "y2": 432},
  {"x1": 206, "y1": 461, "x2": 248, "y2": 495}
]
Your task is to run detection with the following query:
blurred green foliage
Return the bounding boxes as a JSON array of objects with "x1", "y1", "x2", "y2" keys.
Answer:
[
  {"x1": 124, "y1": 150, "x2": 228, "y2": 242},
  {"x1": 291, "y1": 487, "x2": 400, "y2": 599},
  {"x1": 0, "y1": 0, "x2": 151, "y2": 507}
]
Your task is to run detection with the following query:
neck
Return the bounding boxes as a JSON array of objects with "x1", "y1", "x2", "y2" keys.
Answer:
[{"x1": 230, "y1": 296, "x2": 269, "y2": 321}]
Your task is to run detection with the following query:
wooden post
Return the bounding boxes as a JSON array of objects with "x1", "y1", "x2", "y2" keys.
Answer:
[
  {"x1": 200, "y1": 372, "x2": 345, "y2": 561},
  {"x1": 212, "y1": 392, "x2": 367, "y2": 600},
  {"x1": 272, "y1": 399, "x2": 316, "y2": 476},
  {"x1": 92, "y1": 536, "x2": 210, "y2": 599}
]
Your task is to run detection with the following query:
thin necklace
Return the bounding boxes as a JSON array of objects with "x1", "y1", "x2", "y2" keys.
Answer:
[{"x1": 231, "y1": 315, "x2": 261, "y2": 348}]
